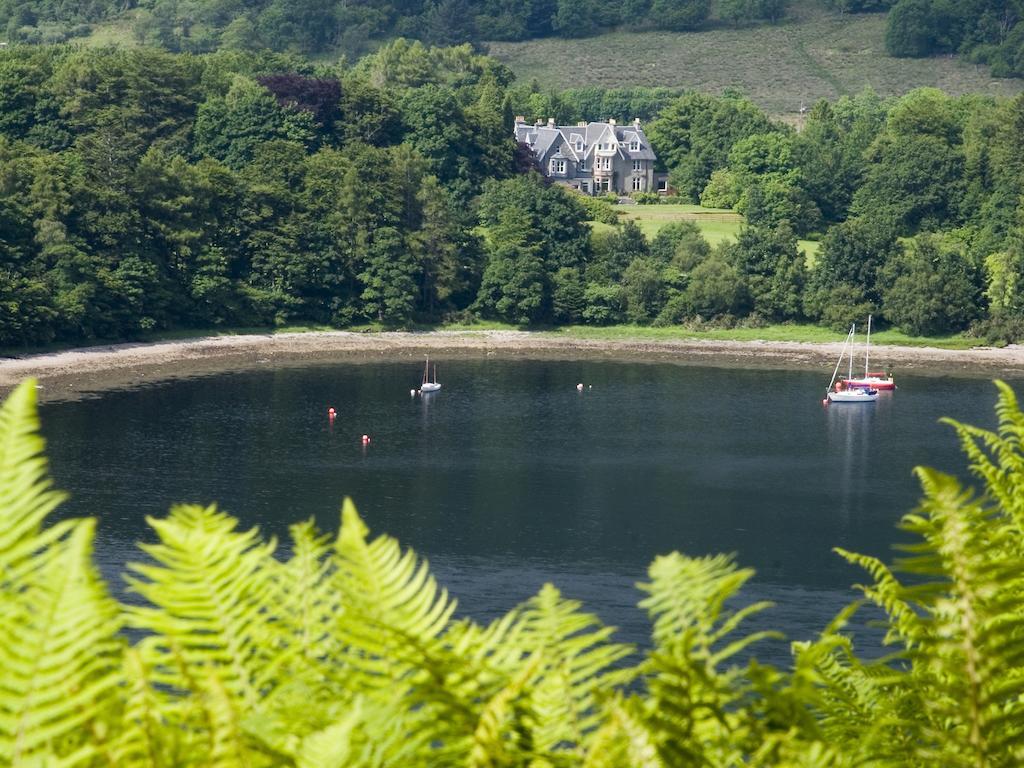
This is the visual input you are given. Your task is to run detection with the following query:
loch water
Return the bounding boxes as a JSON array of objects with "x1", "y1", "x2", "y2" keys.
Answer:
[{"x1": 37, "y1": 359, "x2": 1016, "y2": 663}]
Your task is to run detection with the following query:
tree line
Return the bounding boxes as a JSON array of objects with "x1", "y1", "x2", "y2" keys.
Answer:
[
  {"x1": 2, "y1": 0, "x2": 788, "y2": 57},
  {"x1": 885, "y1": 0, "x2": 1024, "y2": 78},
  {"x1": 2, "y1": 41, "x2": 1024, "y2": 347}
]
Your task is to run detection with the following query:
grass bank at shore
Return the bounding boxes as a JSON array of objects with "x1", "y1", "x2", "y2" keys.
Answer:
[
  {"x1": 1, "y1": 321, "x2": 979, "y2": 360},
  {"x1": 542, "y1": 323, "x2": 979, "y2": 349}
]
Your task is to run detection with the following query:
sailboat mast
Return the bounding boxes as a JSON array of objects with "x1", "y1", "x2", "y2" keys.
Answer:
[
  {"x1": 827, "y1": 325, "x2": 854, "y2": 393},
  {"x1": 848, "y1": 323, "x2": 855, "y2": 380},
  {"x1": 865, "y1": 315, "x2": 871, "y2": 377}
]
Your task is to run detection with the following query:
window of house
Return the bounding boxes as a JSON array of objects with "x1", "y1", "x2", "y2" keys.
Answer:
[
  {"x1": 575, "y1": 140, "x2": 583, "y2": 152},
  {"x1": 599, "y1": 157, "x2": 610, "y2": 171},
  {"x1": 581, "y1": 182, "x2": 590, "y2": 193},
  {"x1": 549, "y1": 159, "x2": 565, "y2": 174},
  {"x1": 657, "y1": 178, "x2": 668, "y2": 191},
  {"x1": 579, "y1": 158, "x2": 587, "y2": 171},
  {"x1": 633, "y1": 160, "x2": 642, "y2": 171},
  {"x1": 630, "y1": 139, "x2": 640, "y2": 151},
  {"x1": 632, "y1": 176, "x2": 644, "y2": 191}
]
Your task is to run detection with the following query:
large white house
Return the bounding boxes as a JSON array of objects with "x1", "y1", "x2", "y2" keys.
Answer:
[{"x1": 514, "y1": 116, "x2": 666, "y2": 196}]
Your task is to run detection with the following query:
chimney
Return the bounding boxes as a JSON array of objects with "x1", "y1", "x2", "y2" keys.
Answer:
[
  {"x1": 577, "y1": 121, "x2": 586, "y2": 127},
  {"x1": 547, "y1": 117, "x2": 556, "y2": 128},
  {"x1": 514, "y1": 115, "x2": 526, "y2": 124},
  {"x1": 608, "y1": 118, "x2": 616, "y2": 126},
  {"x1": 535, "y1": 119, "x2": 543, "y2": 127},
  {"x1": 633, "y1": 117, "x2": 641, "y2": 127}
]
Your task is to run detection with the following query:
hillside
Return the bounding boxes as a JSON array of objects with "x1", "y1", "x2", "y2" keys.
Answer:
[{"x1": 487, "y1": 6, "x2": 1023, "y2": 116}]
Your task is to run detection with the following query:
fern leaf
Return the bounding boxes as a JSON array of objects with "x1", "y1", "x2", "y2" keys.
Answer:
[
  {"x1": 514, "y1": 584, "x2": 633, "y2": 755},
  {"x1": 0, "y1": 380, "x2": 72, "y2": 586},
  {"x1": 333, "y1": 499, "x2": 456, "y2": 687},
  {"x1": 126, "y1": 504, "x2": 283, "y2": 707},
  {"x1": 0, "y1": 520, "x2": 123, "y2": 766}
]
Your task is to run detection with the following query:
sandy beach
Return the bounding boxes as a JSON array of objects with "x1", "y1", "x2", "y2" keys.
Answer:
[{"x1": 2, "y1": 330, "x2": 1023, "y2": 400}]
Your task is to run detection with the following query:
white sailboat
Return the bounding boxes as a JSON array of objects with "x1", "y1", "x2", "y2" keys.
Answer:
[
  {"x1": 826, "y1": 324, "x2": 878, "y2": 404},
  {"x1": 420, "y1": 358, "x2": 441, "y2": 393}
]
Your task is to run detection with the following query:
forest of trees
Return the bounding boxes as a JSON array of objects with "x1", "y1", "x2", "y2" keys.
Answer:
[
  {"x1": 885, "y1": 0, "x2": 1024, "y2": 78},
  {"x1": 4, "y1": 0, "x2": 1024, "y2": 79},
  {"x1": 0, "y1": 0, "x2": 788, "y2": 56},
  {"x1": 2, "y1": 41, "x2": 1024, "y2": 348}
]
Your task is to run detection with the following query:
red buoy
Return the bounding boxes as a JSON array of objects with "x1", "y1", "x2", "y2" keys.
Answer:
[{"x1": 361, "y1": 434, "x2": 370, "y2": 444}]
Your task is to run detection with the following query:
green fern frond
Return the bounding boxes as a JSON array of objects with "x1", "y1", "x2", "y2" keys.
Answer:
[
  {"x1": 109, "y1": 646, "x2": 175, "y2": 768},
  {"x1": 638, "y1": 552, "x2": 771, "y2": 663},
  {"x1": 126, "y1": 504, "x2": 283, "y2": 707},
  {"x1": 516, "y1": 584, "x2": 633, "y2": 755},
  {"x1": 279, "y1": 519, "x2": 340, "y2": 669},
  {"x1": 0, "y1": 379, "x2": 74, "y2": 586},
  {"x1": 581, "y1": 697, "x2": 664, "y2": 768},
  {"x1": 333, "y1": 499, "x2": 457, "y2": 687},
  {"x1": 295, "y1": 703, "x2": 361, "y2": 768},
  {"x1": 0, "y1": 382, "x2": 125, "y2": 767},
  {"x1": 468, "y1": 652, "x2": 541, "y2": 768},
  {"x1": 0, "y1": 520, "x2": 124, "y2": 766}
]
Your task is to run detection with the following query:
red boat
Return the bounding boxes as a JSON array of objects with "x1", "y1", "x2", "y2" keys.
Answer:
[
  {"x1": 844, "y1": 373, "x2": 896, "y2": 390},
  {"x1": 843, "y1": 315, "x2": 896, "y2": 391}
]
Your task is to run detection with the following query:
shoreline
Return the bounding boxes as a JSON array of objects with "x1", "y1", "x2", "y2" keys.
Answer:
[{"x1": 2, "y1": 330, "x2": 1023, "y2": 400}]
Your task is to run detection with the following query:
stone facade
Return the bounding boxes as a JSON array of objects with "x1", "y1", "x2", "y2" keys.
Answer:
[{"x1": 514, "y1": 117, "x2": 665, "y2": 196}]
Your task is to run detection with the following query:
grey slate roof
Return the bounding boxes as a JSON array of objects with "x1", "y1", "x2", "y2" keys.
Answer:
[{"x1": 515, "y1": 119, "x2": 657, "y2": 165}]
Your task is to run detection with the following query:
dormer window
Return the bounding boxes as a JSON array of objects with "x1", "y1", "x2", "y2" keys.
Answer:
[
  {"x1": 630, "y1": 139, "x2": 640, "y2": 151},
  {"x1": 549, "y1": 159, "x2": 566, "y2": 175},
  {"x1": 575, "y1": 140, "x2": 583, "y2": 152}
]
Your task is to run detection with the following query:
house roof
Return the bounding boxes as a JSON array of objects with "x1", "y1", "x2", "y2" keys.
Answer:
[{"x1": 515, "y1": 119, "x2": 657, "y2": 164}]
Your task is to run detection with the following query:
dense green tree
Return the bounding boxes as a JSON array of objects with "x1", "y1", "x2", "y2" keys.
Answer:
[
  {"x1": 885, "y1": 0, "x2": 955, "y2": 57},
  {"x1": 550, "y1": 266, "x2": 585, "y2": 322},
  {"x1": 649, "y1": 0, "x2": 710, "y2": 30},
  {"x1": 621, "y1": 256, "x2": 666, "y2": 323},
  {"x1": 475, "y1": 174, "x2": 589, "y2": 323},
  {"x1": 851, "y1": 89, "x2": 966, "y2": 233},
  {"x1": 804, "y1": 215, "x2": 900, "y2": 329},
  {"x1": 880, "y1": 231, "x2": 981, "y2": 334},
  {"x1": 588, "y1": 220, "x2": 648, "y2": 282},
  {"x1": 649, "y1": 220, "x2": 711, "y2": 268},
  {"x1": 683, "y1": 247, "x2": 745, "y2": 318},
  {"x1": 728, "y1": 222, "x2": 805, "y2": 320},
  {"x1": 581, "y1": 281, "x2": 625, "y2": 324},
  {"x1": 474, "y1": 238, "x2": 548, "y2": 323},
  {"x1": 648, "y1": 91, "x2": 778, "y2": 202},
  {"x1": 193, "y1": 74, "x2": 316, "y2": 168}
]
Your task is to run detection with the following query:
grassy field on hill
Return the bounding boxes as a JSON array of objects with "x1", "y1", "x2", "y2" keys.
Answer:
[
  {"x1": 488, "y1": 5, "x2": 1023, "y2": 117},
  {"x1": 593, "y1": 204, "x2": 820, "y2": 261}
]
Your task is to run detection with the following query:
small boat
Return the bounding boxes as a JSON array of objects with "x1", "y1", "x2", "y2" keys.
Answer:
[
  {"x1": 420, "y1": 358, "x2": 441, "y2": 393},
  {"x1": 825, "y1": 324, "x2": 878, "y2": 404},
  {"x1": 843, "y1": 315, "x2": 896, "y2": 390}
]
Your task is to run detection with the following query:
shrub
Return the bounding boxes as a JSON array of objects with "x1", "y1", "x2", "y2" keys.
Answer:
[
  {"x1": 632, "y1": 191, "x2": 661, "y2": 204},
  {"x1": 577, "y1": 194, "x2": 619, "y2": 224}
]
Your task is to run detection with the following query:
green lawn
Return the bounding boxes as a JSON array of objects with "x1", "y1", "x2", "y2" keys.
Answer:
[
  {"x1": 594, "y1": 203, "x2": 820, "y2": 260},
  {"x1": 0, "y1": 321, "x2": 981, "y2": 360},
  {"x1": 488, "y1": 3, "x2": 1023, "y2": 117},
  {"x1": 545, "y1": 323, "x2": 978, "y2": 349}
]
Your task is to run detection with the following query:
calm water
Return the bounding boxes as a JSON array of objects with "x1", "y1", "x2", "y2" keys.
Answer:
[{"x1": 37, "y1": 359, "x2": 1015, "y2": 663}]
